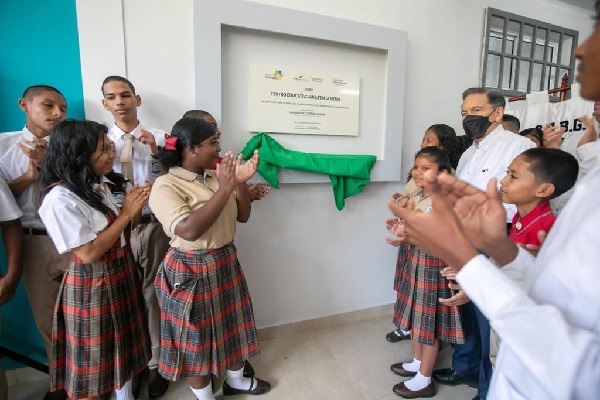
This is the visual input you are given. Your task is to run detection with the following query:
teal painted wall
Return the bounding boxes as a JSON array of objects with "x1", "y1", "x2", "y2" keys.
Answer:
[{"x1": 0, "y1": 0, "x2": 85, "y2": 369}]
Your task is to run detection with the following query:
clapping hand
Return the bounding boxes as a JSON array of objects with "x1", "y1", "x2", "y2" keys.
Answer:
[
  {"x1": 216, "y1": 152, "x2": 236, "y2": 193},
  {"x1": 18, "y1": 137, "x2": 47, "y2": 168},
  {"x1": 248, "y1": 181, "x2": 270, "y2": 201},
  {"x1": 384, "y1": 217, "x2": 405, "y2": 246},
  {"x1": 389, "y1": 171, "x2": 489, "y2": 271},
  {"x1": 543, "y1": 123, "x2": 565, "y2": 149},
  {"x1": 577, "y1": 115, "x2": 599, "y2": 147},
  {"x1": 122, "y1": 184, "x2": 150, "y2": 220},
  {"x1": 235, "y1": 150, "x2": 259, "y2": 183}
]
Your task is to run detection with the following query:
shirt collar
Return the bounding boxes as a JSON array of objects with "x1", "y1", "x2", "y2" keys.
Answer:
[
  {"x1": 22, "y1": 126, "x2": 50, "y2": 142},
  {"x1": 169, "y1": 167, "x2": 217, "y2": 183},
  {"x1": 514, "y1": 201, "x2": 552, "y2": 224},
  {"x1": 93, "y1": 176, "x2": 112, "y2": 192},
  {"x1": 169, "y1": 166, "x2": 200, "y2": 182},
  {"x1": 474, "y1": 124, "x2": 504, "y2": 152},
  {"x1": 111, "y1": 121, "x2": 142, "y2": 140}
]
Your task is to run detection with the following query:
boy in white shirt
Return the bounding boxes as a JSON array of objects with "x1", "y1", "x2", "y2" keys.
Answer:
[
  {"x1": 0, "y1": 85, "x2": 69, "y2": 400},
  {"x1": 101, "y1": 76, "x2": 170, "y2": 399}
]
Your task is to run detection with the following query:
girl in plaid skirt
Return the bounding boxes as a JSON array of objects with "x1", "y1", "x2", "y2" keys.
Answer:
[
  {"x1": 149, "y1": 117, "x2": 270, "y2": 400},
  {"x1": 385, "y1": 147, "x2": 465, "y2": 398},
  {"x1": 385, "y1": 125, "x2": 462, "y2": 343},
  {"x1": 38, "y1": 120, "x2": 151, "y2": 400}
]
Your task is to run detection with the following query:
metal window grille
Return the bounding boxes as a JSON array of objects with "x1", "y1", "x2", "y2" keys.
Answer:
[{"x1": 481, "y1": 8, "x2": 578, "y2": 100}]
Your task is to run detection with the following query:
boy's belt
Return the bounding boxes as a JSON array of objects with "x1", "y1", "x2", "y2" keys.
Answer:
[{"x1": 23, "y1": 227, "x2": 47, "y2": 235}]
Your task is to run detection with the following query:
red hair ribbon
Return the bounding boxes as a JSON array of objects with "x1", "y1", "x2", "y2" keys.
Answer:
[{"x1": 165, "y1": 133, "x2": 178, "y2": 151}]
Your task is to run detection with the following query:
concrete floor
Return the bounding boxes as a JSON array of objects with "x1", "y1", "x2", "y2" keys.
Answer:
[{"x1": 8, "y1": 315, "x2": 476, "y2": 399}]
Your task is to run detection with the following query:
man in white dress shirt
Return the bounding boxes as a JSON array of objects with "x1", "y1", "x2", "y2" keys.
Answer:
[
  {"x1": 432, "y1": 88, "x2": 534, "y2": 400},
  {"x1": 101, "y1": 76, "x2": 170, "y2": 399},
  {"x1": 0, "y1": 85, "x2": 69, "y2": 400},
  {"x1": 391, "y1": 3, "x2": 600, "y2": 397},
  {"x1": 0, "y1": 177, "x2": 23, "y2": 400}
]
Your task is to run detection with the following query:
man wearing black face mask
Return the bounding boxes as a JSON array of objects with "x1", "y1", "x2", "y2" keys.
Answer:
[{"x1": 431, "y1": 88, "x2": 533, "y2": 400}]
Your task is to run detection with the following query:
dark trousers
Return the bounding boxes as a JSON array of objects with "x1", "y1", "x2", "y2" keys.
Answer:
[{"x1": 451, "y1": 301, "x2": 493, "y2": 399}]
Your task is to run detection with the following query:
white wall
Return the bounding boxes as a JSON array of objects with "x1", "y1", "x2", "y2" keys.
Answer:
[{"x1": 76, "y1": 0, "x2": 593, "y2": 328}]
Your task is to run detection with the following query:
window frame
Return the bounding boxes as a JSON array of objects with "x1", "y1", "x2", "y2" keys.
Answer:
[{"x1": 481, "y1": 8, "x2": 578, "y2": 100}]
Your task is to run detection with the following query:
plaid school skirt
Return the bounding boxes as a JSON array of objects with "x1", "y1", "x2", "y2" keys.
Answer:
[
  {"x1": 393, "y1": 243, "x2": 409, "y2": 292},
  {"x1": 155, "y1": 243, "x2": 260, "y2": 380},
  {"x1": 393, "y1": 244, "x2": 464, "y2": 346},
  {"x1": 50, "y1": 246, "x2": 150, "y2": 399}
]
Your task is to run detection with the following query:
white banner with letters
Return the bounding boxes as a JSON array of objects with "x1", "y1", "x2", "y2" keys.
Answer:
[
  {"x1": 249, "y1": 64, "x2": 360, "y2": 136},
  {"x1": 505, "y1": 85, "x2": 594, "y2": 152}
]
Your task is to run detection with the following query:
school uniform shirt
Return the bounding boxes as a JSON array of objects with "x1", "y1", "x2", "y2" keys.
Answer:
[
  {"x1": 0, "y1": 177, "x2": 22, "y2": 222},
  {"x1": 107, "y1": 122, "x2": 166, "y2": 186},
  {"x1": 456, "y1": 125, "x2": 535, "y2": 222},
  {"x1": 0, "y1": 127, "x2": 47, "y2": 229},
  {"x1": 149, "y1": 166, "x2": 237, "y2": 251},
  {"x1": 411, "y1": 188, "x2": 432, "y2": 213},
  {"x1": 509, "y1": 201, "x2": 555, "y2": 248},
  {"x1": 455, "y1": 139, "x2": 600, "y2": 400},
  {"x1": 107, "y1": 122, "x2": 166, "y2": 217},
  {"x1": 38, "y1": 177, "x2": 129, "y2": 254}
]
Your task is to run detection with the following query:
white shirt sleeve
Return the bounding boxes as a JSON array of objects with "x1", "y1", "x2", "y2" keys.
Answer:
[
  {"x1": 551, "y1": 142, "x2": 598, "y2": 215},
  {"x1": 576, "y1": 142, "x2": 598, "y2": 177},
  {"x1": 38, "y1": 190, "x2": 100, "y2": 254},
  {"x1": 0, "y1": 178, "x2": 22, "y2": 221},
  {"x1": 456, "y1": 254, "x2": 600, "y2": 399}
]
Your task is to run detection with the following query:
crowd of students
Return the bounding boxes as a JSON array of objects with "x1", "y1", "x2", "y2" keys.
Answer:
[
  {"x1": 2, "y1": 3, "x2": 600, "y2": 400},
  {"x1": 0, "y1": 77, "x2": 269, "y2": 400},
  {"x1": 383, "y1": 4, "x2": 600, "y2": 398}
]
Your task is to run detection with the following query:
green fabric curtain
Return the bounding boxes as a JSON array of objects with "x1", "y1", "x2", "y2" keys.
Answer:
[{"x1": 241, "y1": 133, "x2": 377, "y2": 210}]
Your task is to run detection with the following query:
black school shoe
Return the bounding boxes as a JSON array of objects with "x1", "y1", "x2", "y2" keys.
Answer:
[
  {"x1": 148, "y1": 368, "x2": 170, "y2": 398},
  {"x1": 223, "y1": 377, "x2": 271, "y2": 396},
  {"x1": 385, "y1": 329, "x2": 411, "y2": 342},
  {"x1": 243, "y1": 360, "x2": 256, "y2": 378}
]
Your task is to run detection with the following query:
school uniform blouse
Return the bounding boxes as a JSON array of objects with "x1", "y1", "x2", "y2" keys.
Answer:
[
  {"x1": 38, "y1": 177, "x2": 129, "y2": 254},
  {"x1": 455, "y1": 139, "x2": 600, "y2": 399},
  {"x1": 411, "y1": 188, "x2": 432, "y2": 213},
  {"x1": 149, "y1": 166, "x2": 237, "y2": 251},
  {"x1": 456, "y1": 125, "x2": 534, "y2": 222},
  {"x1": 0, "y1": 177, "x2": 22, "y2": 222},
  {"x1": 0, "y1": 127, "x2": 47, "y2": 229}
]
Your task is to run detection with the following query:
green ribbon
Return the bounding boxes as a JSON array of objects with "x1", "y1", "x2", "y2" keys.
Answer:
[{"x1": 241, "y1": 133, "x2": 377, "y2": 210}]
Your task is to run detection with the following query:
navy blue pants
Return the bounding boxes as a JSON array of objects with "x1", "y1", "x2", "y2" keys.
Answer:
[{"x1": 451, "y1": 301, "x2": 493, "y2": 399}]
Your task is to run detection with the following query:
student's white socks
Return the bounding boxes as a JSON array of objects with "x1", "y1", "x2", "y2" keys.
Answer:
[
  {"x1": 401, "y1": 357, "x2": 421, "y2": 372},
  {"x1": 226, "y1": 368, "x2": 257, "y2": 390},
  {"x1": 115, "y1": 379, "x2": 134, "y2": 400},
  {"x1": 190, "y1": 382, "x2": 216, "y2": 400},
  {"x1": 404, "y1": 371, "x2": 432, "y2": 391}
]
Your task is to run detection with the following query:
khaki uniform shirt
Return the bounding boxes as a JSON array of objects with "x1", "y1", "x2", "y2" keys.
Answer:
[{"x1": 149, "y1": 166, "x2": 237, "y2": 250}]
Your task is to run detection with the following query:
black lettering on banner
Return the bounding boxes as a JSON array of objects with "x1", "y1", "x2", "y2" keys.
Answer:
[{"x1": 535, "y1": 119, "x2": 586, "y2": 133}]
